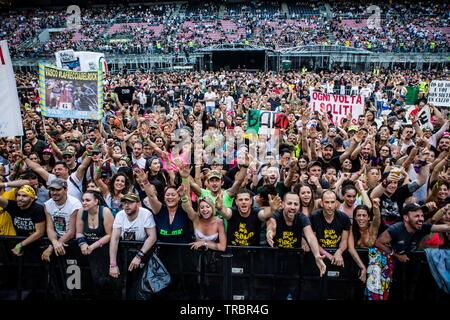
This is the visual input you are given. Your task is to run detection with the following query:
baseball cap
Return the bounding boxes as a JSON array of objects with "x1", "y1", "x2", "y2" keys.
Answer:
[
  {"x1": 401, "y1": 203, "x2": 429, "y2": 216},
  {"x1": 70, "y1": 136, "x2": 80, "y2": 142},
  {"x1": 321, "y1": 141, "x2": 334, "y2": 149},
  {"x1": 121, "y1": 193, "x2": 140, "y2": 203},
  {"x1": 43, "y1": 148, "x2": 53, "y2": 154},
  {"x1": 207, "y1": 170, "x2": 222, "y2": 180},
  {"x1": 48, "y1": 178, "x2": 68, "y2": 189},
  {"x1": 307, "y1": 160, "x2": 322, "y2": 170},
  {"x1": 62, "y1": 150, "x2": 74, "y2": 157},
  {"x1": 347, "y1": 125, "x2": 359, "y2": 132}
]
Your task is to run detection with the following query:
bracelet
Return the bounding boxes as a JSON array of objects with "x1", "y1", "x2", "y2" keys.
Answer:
[
  {"x1": 203, "y1": 241, "x2": 208, "y2": 251},
  {"x1": 180, "y1": 196, "x2": 188, "y2": 203},
  {"x1": 96, "y1": 239, "x2": 103, "y2": 248},
  {"x1": 181, "y1": 178, "x2": 189, "y2": 184},
  {"x1": 136, "y1": 249, "x2": 145, "y2": 258},
  {"x1": 109, "y1": 264, "x2": 117, "y2": 268}
]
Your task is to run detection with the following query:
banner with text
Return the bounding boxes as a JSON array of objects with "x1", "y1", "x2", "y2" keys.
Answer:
[
  {"x1": 428, "y1": 81, "x2": 450, "y2": 107},
  {"x1": 309, "y1": 91, "x2": 364, "y2": 125},
  {"x1": 0, "y1": 41, "x2": 24, "y2": 137},
  {"x1": 39, "y1": 64, "x2": 103, "y2": 120},
  {"x1": 55, "y1": 50, "x2": 108, "y2": 75},
  {"x1": 247, "y1": 110, "x2": 289, "y2": 134}
]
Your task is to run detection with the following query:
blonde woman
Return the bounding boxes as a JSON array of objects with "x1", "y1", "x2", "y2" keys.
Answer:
[{"x1": 178, "y1": 186, "x2": 226, "y2": 252}]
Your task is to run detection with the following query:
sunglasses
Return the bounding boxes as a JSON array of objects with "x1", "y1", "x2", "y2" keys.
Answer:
[
  {"x1": 92, "y1": 152, "x2": 101, "y2": 156},
  {"x1": 63, "y1": 155, "x2": 73, "y2": 159}
]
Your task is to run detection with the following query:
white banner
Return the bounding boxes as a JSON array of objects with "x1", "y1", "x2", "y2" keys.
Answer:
[
  {"x1": 0, "y1": 41, "x2": 24, "y2": 137},
  {"x1": 309, "y1": 91, "x2": 364, "y2": 125},
  {"x1": 428, "y1": 81, "x2": 450, "y2": 107},
  {"x1": 55, "y1": 50, "x2": 108, "y2": 74}
]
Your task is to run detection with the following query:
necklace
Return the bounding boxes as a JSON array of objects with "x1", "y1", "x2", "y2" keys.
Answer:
[{"x1": 55, "y1": 202, "x2": 65, "y2": 211}]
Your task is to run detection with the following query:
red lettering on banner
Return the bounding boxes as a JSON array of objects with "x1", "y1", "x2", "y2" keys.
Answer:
[
  {"x1": 0, "y1": 46, "x2": 5, "y2": 65},
  {"x1": 356, "y1": 96, "x2": 362, "y2": 104}
]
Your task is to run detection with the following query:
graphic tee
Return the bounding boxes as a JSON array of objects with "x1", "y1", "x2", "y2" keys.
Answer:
[
  {"x1": 227, "y1": 207, "x2": 261, "y2": 246},
  {"x1": 5, "y1": 201, "x2": 45, "y2": 237},
  {"x1": 113, "y1": 207, "x2": 155, "y2": 241},
  {"x1": 272, "y1": 210, "x2": 311, "y2": 249},
  {"x1": 310, "y1": 209, "x2": 351, "y2": 248},
  {"x1": 45, "y1": 195, "x2": 82, "y2": 236}
]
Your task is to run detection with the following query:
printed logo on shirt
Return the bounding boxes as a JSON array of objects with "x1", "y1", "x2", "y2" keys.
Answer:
[
  {"x1": 159, "y1": 228, "x2": 183, "y2": 236},
  {"x1": 53, "y1": 215, "x2": 67, "y2": 234},
  {"x1": 123, "y1": 231, "x2": 136, "y2": 241},
  {"x1": 13, "y1": 217, "x2": 34, "y2": 232},
  {"x1": 276, "y1": 231, "x2": 298, "y2": 248},
  {"x1": 231, "y1": 223, "x2": 254, "y2": 246},
  {"x1": 319, "y1": 229, "x2": 341, "y2": 248}
]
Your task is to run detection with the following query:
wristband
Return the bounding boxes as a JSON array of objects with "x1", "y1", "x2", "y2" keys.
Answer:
[
  {"x1": 109, "y1": 264, "x2": 117, "y2": 268},
  {"x1": 181, "y1": 196, "x2": 189, "y2": 203},
  {"x1": 76, "y1": 237, "x2": 88, "y2": 247},
  {"x1": 14, "y1": 243, "x2": 23, "y2": 253},
  {"x1": 203, "y1": 241, "x2": 208, "y2": 251},
  {"x1": 181, "y1": 178, "x2": 189, "y2": 184}
]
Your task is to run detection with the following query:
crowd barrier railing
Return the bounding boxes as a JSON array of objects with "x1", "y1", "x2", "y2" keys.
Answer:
[{"x1": 0, "y1": 236, "x2": 445, "y2": 300}]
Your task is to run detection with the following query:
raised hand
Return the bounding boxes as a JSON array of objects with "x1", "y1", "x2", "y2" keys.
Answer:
[{"x1": 268, "y1": 194, "x2": 282, "y2": 212}]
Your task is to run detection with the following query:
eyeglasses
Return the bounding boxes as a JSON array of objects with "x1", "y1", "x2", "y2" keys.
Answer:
[{"x1": 92, "y1": 152, "x2": 101, "y2": 156}]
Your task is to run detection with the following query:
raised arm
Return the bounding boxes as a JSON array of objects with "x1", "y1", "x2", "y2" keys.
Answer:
[
  {"x1": 75, "y1": 154, "x2": 92, "y2": 182},
  {"x1": 24, "y1": 157, "x2": 49, "y2": 182},
  {"x1": 258, "y1": 194, "x2": 282, "y2": 222},
  {"x1": 135, "y1": 167, "x2": 162, "y2": 214}
]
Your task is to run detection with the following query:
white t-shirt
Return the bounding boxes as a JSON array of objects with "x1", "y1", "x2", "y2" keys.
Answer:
[
  {"x1": 47, "y1": 173, "x2": 83, "y2": 201},
  {"x1": 45, "y1": 195, "x2": 82, "y2": 237},
  {"x1": 113, "y1": 207, "x2": 155, "y2": 241},
  {"x1": 132, "y1": 155, "x2": 147, "y2": 169},
  {"x1": 204, "y1": 91, "x2": 217, "y2": 107}
]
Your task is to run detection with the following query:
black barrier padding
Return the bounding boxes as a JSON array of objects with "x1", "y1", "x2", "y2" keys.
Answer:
[{"x1": 0, "y1": 237, "x2": 447, "y2": 300}]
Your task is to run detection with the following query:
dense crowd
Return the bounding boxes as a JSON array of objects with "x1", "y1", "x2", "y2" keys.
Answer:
[
  {"x1": 1, "y1": 1, "x2": 448, "y2": 58},
  {"x1": 1, "y1": 64, "x2": 449, "y2": 299}
]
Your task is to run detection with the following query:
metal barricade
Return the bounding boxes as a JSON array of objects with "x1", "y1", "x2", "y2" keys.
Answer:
[{"x1": 0, "y1": 236, "x2": 446, "y2": 300}]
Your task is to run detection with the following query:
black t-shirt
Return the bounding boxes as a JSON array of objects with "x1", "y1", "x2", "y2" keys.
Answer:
[
  {"x1": 272, "y1": 210, "x2": 311, "y2": 249},
  {"x1": 387, "y1": 222, "x2": 433, "y2": 254},
  {"x1": 154, "y1": 205, "x2": 194, "y2": 244},
  {"x1": 227, "y1": 207, "x2": 262, "y2": 246},
  {"x1": 318, "y1": 155, "x2": 341, "y2": 172},
  {"x1": 378, "y1": 183, "x2": 418, "y2": 227},
  {"x1": 114, "y1": 86, "x2": 135, "y2": 104},
  {"x1": 6, "y1": 200, "x2": 45, "y2": 237},
  {"x1": 310, "y1": 209, "x2": 351, "y2": 248}
]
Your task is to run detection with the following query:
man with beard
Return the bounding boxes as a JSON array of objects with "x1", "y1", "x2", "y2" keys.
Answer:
[
  {"x1": 370, "y1": 165, "x2": 429, "y2": 229},
  {"x1": 109, "y1": 193, "x2": 156, "y2": 298},
  {"x1": 375, "y1": 203, "x2": 450, "y2": 299},
  {"x1": 41, "y1": 178, "x2": 82, "y2": 261},
  {"x1": 221, "y1": 188, "x2": 281, "y2": 246},
  {"x1": 0, "y1": 185, "x2": 45, "y2": 256},
  {"x1": 266, "y1": 192, "x2": 326, "y2": 275}
]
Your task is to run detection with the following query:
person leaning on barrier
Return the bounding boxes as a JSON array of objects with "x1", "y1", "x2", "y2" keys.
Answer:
[
  {"x1": 376, "y1": 203, "x2": 450, "y2": 263},
  {"x1": 75, "y1": 190, "x2": 114, "y2": 255},
  {"x1": 41, "y1": 178, "x2": 82, "y2": 262},
  {"x1": 266, "y1": 192, "x2": 326, "y2": 277},
  {"x1": 0, "y1": 185, "x2": 45, "y2": 256},
  {"x1": 220, "y1": 188, "x2": 281, "y2": 246},
  {"x1": 309, "y1": 190, "x2": 351, "y2": 267},
  {"x1": 109, "y1": 193, "x2": 157, "y2": 281},
  {"x1": 178, "y1": 184, "x2": 227, "y2": 252},
  {"x1": 347, "y1": 199, "x2": 381, "y2": 283}
]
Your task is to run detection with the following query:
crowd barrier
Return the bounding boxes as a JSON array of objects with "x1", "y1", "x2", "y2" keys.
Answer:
[{"x1": 0, "y1": 236, "x2": 447, "y2": 301}]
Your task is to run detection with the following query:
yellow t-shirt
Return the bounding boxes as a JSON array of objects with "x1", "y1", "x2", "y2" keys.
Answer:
[{"x1": 0, "y1": 189, "x2": 17, "y2": 236}]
